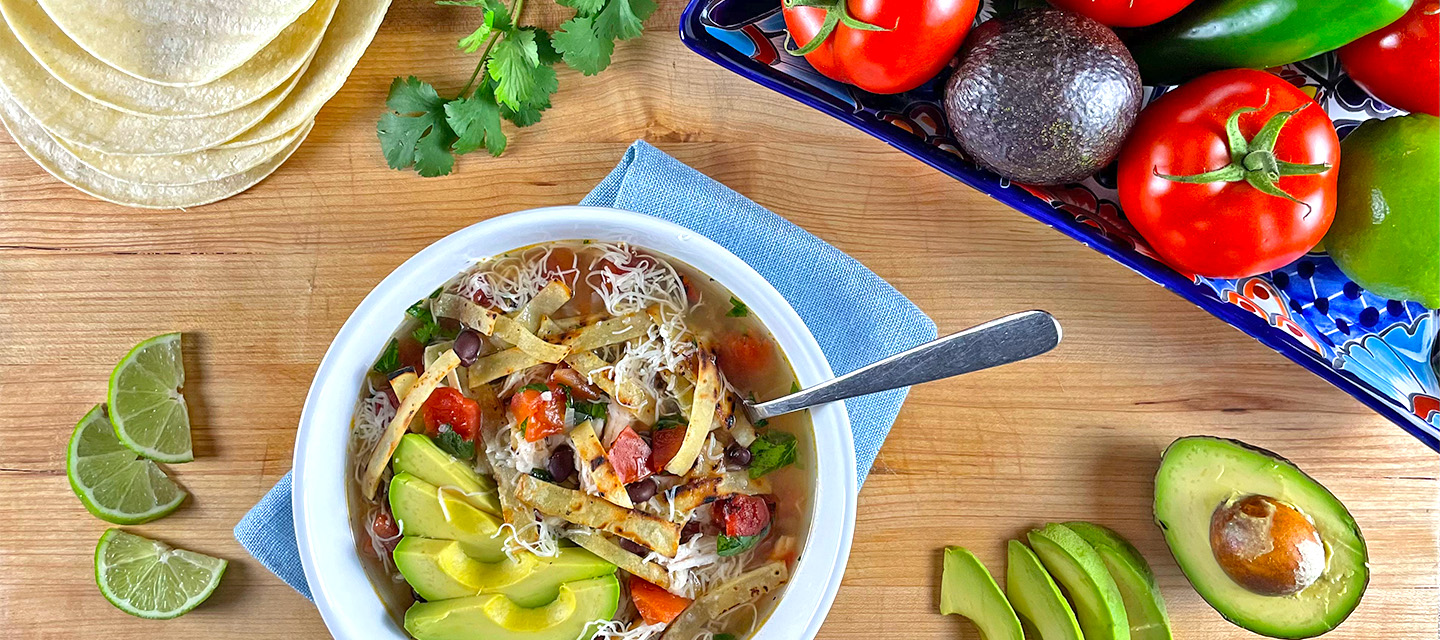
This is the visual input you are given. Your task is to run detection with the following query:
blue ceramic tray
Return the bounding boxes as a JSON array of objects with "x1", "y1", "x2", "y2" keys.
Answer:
[{"x1": 679, "y1": 0, "x2": 1440, "y2": 449}]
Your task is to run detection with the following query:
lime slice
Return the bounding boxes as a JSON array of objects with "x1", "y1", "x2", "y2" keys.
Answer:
[
  {"x1": 95, "y1": 529, "x2": 227, "y2": 619},
  {"x1": 68, "y1": 404, "x2": 186, "y2": 524},
  {"x1": 107, "y1": 333, "x2": 193, "y2": 463}
]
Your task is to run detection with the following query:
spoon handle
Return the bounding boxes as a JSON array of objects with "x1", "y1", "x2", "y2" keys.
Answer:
[{"x1": 748, "y1": 310, "x2": 1062, "y2": 421}]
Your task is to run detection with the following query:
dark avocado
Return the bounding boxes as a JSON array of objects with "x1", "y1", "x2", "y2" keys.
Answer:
[
  {"x1": 1154, "y1": 437, "x2": 1369, "y2": 639},
  {"x1": 943, "y1": 8, "x2": 1141, "y2": 185}
]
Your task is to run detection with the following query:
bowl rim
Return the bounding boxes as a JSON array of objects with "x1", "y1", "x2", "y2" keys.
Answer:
[{"x1": 293, "y1": 205, "x2": 858, "y2": 640}]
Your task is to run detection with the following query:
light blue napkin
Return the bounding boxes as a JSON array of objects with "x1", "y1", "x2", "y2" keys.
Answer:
[{"x1": 234, "y1": 140, "x2": 937, "y2": 599}]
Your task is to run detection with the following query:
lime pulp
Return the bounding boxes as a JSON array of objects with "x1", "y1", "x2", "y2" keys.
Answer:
[
  {"x1": 68, "y1": 404, "x2": 186, "y2": 524},
  {"x1": 94, "y1": 529, "x2": 227, "y2": 619},
  {"x1": 107, "y1": 333, "x2": 193, "y2": 463}
]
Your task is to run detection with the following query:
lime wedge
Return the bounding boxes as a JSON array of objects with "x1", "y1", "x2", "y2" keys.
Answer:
[
  {"x1": 95, "y1": 529, "x2": 227, "y2": 619},
  {"x1": 107, "y1": 333, "x2": 193, "y2": 463},
  {"x1": 68, "y1": 404, "x2": 186, "y2": 524}
]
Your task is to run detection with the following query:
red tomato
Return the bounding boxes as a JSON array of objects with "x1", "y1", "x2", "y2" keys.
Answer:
[
  {"x1": 509, "y1": 384, "x2": 567, "y2": 442},
  {"x1": 1043, "y1": 0, "x2": 1195, "y2": 27},
  {"x1": 421, "y1": 387, "x2": 481, "y2": 440},
  {"x1": 629, "y1": 577, "x2": 691, "y2": 625},
  {"x1": 783, "y1": 0, "x2": 978, "y2": 95},
  {"x1": 714, "y1": 494, "x2": 771, "y2": 537},
  {"x1": 608, "y1": 427, "x2": 653, "y2": 484},
  {"x1": 1339, "y1": 0, "x2": 1439, "y2": 116},
  {"x1": 648, "y1": 424, "x2": 685, "y2": 471},
  {"x1": 370, "y1": 511, "x2": 401, "y2": 553},
  {"x1": 716, "y1": 332, "x2": 774, "y2": 390},
  {"x1": 1117, "y1": 70, "x2": 1339, "y2": 279},
  {"x1": 549, "y1": 365, "x2": 603, "y2": 402}
]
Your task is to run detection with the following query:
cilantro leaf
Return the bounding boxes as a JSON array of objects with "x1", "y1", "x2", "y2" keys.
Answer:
[
  {"x1": 521, "y1": 383, "x2": 551, "y2": 393},
  {"x1": 434, "y1": 427, "x2": 476, "y2": 461},
  {"x1": 555, "y1": 0, "x2": 604, "y2": 16},
  {"x1": 726, "y1": 296, "x2": 749, "y2": 317},
  {"x1": 573, "y1": 400, "x2": 608, "y2": 420},
  {"x1": 553, "y1": 16, "x2": 613, "y2": 76},
  {"x1": 717, "y1": 523, "x2": 770, "y2": 557},
  {"x1": 446, "y1": 84, "x2": 507, "y2": 156},
  {"x1": 377, "y1": 76, "x2": 457, "y2": 177},
  {"x1": 373, "y1": 338, "x2": 400, "y2": 374},
  {"x1": 594, "y1": 0, "x2": 655, "y2": 42},
  {"x1": 747, "y1": 431, "x2": 797, "y2": 479},
  {"x1": 488, "y1": 29, "x2": 543, "y2": 110},
  {"x1": 532, "y1": 28, "x2": 562, "y2": 66},
  {"x1": 457, "y1": 0, "x2": 513, "y2": 52}
]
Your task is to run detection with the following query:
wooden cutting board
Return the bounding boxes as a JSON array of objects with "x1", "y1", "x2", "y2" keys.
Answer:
[{"x1": 0, "y1": 3, "x2": 1433, "y2": 639}]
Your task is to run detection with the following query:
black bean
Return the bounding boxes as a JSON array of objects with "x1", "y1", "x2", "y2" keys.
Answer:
[
  {"x1": 619, "y1": 538, "x2": 647, "y2": 555},
  {"x1": 626, "y1": 477, "x2": 658, "y2": 503},
  {"x1": 453, "y1": 329, "x2": 482, "y2": 366},
  {"x1": 682, "y1": 520, "x2": 703, "y2": 540},
  {"x1": 724, "y1": 443, "x2": 752, "y2": 467},
  {"x1": 547, "y1": 445, "x2": 575, "y2": 483}
]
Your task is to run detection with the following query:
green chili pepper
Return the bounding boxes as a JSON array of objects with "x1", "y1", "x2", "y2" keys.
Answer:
[{"x1": 1123, "y1": 0, "x2": 1414, "y2": 86}]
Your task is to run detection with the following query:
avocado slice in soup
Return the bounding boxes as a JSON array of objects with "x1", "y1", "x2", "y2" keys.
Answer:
[
  {"x1": 388, "y1": 473, "x2": 507, "y2": 563},
  {"x1": 404, "y1": 574, "x2": 620, "y2": 640},
  {"x1": 394, "y1": 538, "x2": 616, "y2": 607},
  {"x1": 392, "y1": 433, "x2": 500, "y2": 516},
  {"x1": 1154, "y1": 436, "x2": 1368, "y2": 639}
]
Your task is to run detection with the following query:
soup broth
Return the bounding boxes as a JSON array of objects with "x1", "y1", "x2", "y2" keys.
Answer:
[{"x1": 348, "y1": 240, "x2": 815, "y2": 640}]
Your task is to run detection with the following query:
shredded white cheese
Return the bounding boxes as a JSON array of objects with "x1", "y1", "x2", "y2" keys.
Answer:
[
  {"x1": 456, "y1": 244, "x2": 581, "y2": 312},
  {"x1": 589, "y1": 619, "x2": 670, "y2": 640}
]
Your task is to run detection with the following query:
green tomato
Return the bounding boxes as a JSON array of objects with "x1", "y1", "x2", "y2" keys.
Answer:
[{"x1": 1326, "y1": 114, "x2": 1439, "y2": 308}]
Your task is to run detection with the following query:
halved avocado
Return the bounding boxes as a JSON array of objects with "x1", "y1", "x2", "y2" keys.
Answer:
[
  {"x1": 394, "y1": 538, "x2": 617, "y2": 607},
  {"x1": 1006, "y1": 540, "x2": 1082, "y2": 640},
  {"x1": 388, "y1": 472, "x2": 507, "y2": 563},
  {"x1": 1155, "y1": 437, "x2": 1368, "y2": 639},
  {"x1": 1064, "y1": 522, "x2": 1173, "y2": 640},
  {"x1": 939, "y1": 547, "x2": 1023, "y2": 640},
  {"x1": 392, "y1": 433, "x2": 501, "y2": 516},
  {"x1": 1027, "y1": 523, "x2": 1130, "y2": 640},
  {"x1": 404, "y1": 574, "x2": 621, "y2": 640}
]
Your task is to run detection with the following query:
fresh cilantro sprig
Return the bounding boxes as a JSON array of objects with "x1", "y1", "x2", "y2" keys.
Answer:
[{"x1": 378, "y1": 0, "x2": 656, "y2": 176}]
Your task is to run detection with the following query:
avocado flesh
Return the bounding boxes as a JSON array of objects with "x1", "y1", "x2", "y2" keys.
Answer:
[
  {"x1": 404, "y1": 574, "x2": 621, "y2": 640},
  {"x1": 1006, "y1": 540, "x2": 1083, "y2": 640},
  {"x1": 1028, "y1": 523, "x2": 1130, "y2": 640},
  {"x1": 1154, "y1": 437, "x2": 1368, "y2": 639},
  {"x1": 1064, "y1": 522, "x2": 1174, "y2": 640},
  {"x1": 389, "y1": 472, "x2": 507, "y2": 563},
  {"x1": 939, "y1": 547, "x2": 1024, "y2": 640},
  {"x1": 394, "y1": 537, "x2": 617, "y2": 607},
  {"x1": 392, "y1": 433, "x2": 501, "y2": 516}
]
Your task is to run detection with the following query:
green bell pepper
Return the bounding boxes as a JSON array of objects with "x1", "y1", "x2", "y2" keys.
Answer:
[{"x1": 1123, "y1": 0, "x2": 1414, "y2": 86}]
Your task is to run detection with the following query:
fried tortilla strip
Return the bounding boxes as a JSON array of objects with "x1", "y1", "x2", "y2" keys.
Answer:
[
  {"x1": 569, "y1": 421, "x2": 633, "y2": 509},
  {"x1": 664, "y1": 352, "x2": 722, "y2": 475},
  {"x1": 492, "y1": 315, "x2": 569, "y2": 363},
  {"x1": 431, "y1": 293, "x2": 499, "y2": 333},
  {"x1": 467, "y1": 348, "x2": 543, "y2": 387},
  {"x1": 537, "y1": 316, "x2": 563, "y2": 339},
  {"x1": 514, "y1": 474, "x2": 681, "y2": 557},
  {"x1": 561, "y1": 312, "x2": 652, "y2": 352},
  {"x1": 361, "y1": 350, "x2": 462, "y2": 499},
  {"x1": 660, "y1": 563, "x2": 789, "y2": 640},
  {"x1": 566, "y1": 530, "x2": 671, "y2": 588},
  {"x1": 514, "y1": 281, "x2": 571, "y2": 333},
  {"x1": 666, "y1": 472, "x2": 773, "y2": 522},
  {"x1": 563, "y1": 351, "x2": 617, "y2": 396}
]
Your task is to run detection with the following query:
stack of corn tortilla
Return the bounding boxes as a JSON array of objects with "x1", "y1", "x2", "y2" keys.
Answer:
[{"x1": 0, "y1": 0, "x2": 390, "y2": 208}]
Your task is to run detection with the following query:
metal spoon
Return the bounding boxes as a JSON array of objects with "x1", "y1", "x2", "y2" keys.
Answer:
[{"x1": 742, "y1": 310, "x2": 1062, "y2": 423}]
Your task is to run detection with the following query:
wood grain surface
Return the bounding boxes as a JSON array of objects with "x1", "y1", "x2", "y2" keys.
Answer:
[{"x1": 0, "y1": 3, "x2": 1435, "y2": 639}]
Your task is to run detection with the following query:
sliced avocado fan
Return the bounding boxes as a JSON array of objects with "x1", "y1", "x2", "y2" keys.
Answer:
[{"x1": 939, "y1": 546, "x2": 1024, "y2": 640}]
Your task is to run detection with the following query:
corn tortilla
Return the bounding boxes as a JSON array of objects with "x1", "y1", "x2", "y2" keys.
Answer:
[
  {"x1": 33, "y1": 0, "x2": 318, "y2": 86},
  {"x1": 58, "y1": 123, "x2": 311, "y2": 187},
  {"x1": 0, "y1": 0, "x2": 338, "y2": 118},
  {"x1": 0, "y1": 87, "x2": 309, "y2": 208}
]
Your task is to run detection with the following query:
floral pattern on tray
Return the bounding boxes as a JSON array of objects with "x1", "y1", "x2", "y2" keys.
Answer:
[{"x1": 682, "y1": 0, "x2": 1440, "y2": 445}]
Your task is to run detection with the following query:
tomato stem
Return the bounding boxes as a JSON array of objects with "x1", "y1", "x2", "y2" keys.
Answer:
[
  {"x1": 782, "y1": 0, "x2": 891, "y2": 57},
  {"x1": 1156, "y1": 106, "x2": 1330, "y2": 212}
]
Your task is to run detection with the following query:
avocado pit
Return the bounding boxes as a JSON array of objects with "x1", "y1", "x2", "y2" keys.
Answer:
[{"x1": 1209, "y1": 494, "x2": 1325, "y2": 596}]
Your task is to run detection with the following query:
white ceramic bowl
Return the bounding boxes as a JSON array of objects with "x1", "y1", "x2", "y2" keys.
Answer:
[{"x1": 293, "y1": 206, "x2": 857, "y2": 640}]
